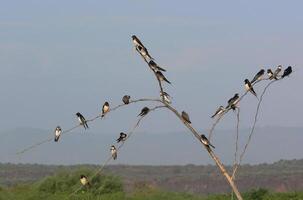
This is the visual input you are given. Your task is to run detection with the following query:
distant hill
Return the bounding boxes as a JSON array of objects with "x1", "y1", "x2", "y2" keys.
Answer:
[{"x1": 1, "y1": 159, "x2": 303, "y2": 194}]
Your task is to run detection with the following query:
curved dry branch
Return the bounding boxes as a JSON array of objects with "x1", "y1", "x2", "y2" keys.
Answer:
[
  {"x1": 16, "y1": 98, "x2": 162, "y2": 155},
  {"x1": 231, "y1": 80, "x2": 277, "y2": 180},
  {"x1": 68, "y1": 105, "x2": 165, "y2": 198}
]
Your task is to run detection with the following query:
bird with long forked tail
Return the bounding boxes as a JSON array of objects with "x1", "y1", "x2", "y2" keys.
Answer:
[
  {"x1": 181, "y1": 111, "x2": 191, "y2": 124},
  {"x1": 117, "y1": 132, "x2": 127, "y2": 143},
  {"x1": 76, "y1": 112, "x2": 89, "y2": 130},
  {"x1": 101, "y1": 102, "x2": 110, "y2": 117},
  {"x1": 200, "y1": 134, "x2": 215, "y2": 149},
  {"x1": 251, "y1": 69, "x2": 265, "y2": 83},
  {"x1": 211, "y1": 106, "x2": 225, "y2": 118},
  {"x1": 111, "y1": 145, "x2": 117, "y2": 160},
  {"x1": 244, "y1": 79, "x2": 257, "y2": 98},
  {"x1": 226, "y1": 93, "x2": 240, "y2": 110},
  {"x1": 54, "y1": 126, "x2": 62, "y2": 142}
]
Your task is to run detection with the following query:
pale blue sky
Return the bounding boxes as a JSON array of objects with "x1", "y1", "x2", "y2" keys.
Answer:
[{"x1": 0, "y1": 1, "x2": 302, "y2": 164}]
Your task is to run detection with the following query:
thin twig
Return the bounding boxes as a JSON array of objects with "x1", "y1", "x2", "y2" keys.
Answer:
[
  {"x1": 231, "y1": 80, "x2": 277, "y2": 180},
  {"x1": 16, "y1": 98, "x2": 162, "y2": 155},
  {"x1": 67, "y1": 105, "x2": 165, "y2": 198},
  {"x1": 231, "y1": 108, "x2": 240, "y2": 200}
]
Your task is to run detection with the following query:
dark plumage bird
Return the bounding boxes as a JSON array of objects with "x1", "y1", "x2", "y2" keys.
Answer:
[
  {"x1": 122, "y1": 95, "x2": 130, "y2": 104},
  {"x1": 148, "y1": 60, "x2": 166, "y2": 72},
  {"x1": 181, "y1": 111, "x2": 191, "y2": 124},
  {"x1": 211, "y1": 106, "x2": 225, "y2": 118},
  {"x1": 267, "y1": 69, "x2": 274, "y2": 80},
  {"x1": 160, "y1": 91, "x2": 171, "y2": 104},
  {"x1": 281, "y1": 66, "x2": 292, "y2": 78},
  {"x1": 131, "y1": 35, "x2": 153, "y2": 60},
  {"x1": 80, "y1": 175, "x2": 90, "y2": 186},
  {"x1": 226, "y1": 93, "x2": 240, "y2": 110},
  {"x1": 200, "y1": 134, "x2": 215, "y2": 149},
  {"x1": 156, "y1": 71, "x2": 171, "y2": 84},
  {"x1": 272, "y1": 65, "x2": 282, "y2": 80},
  {"x1": 117, "y1": 132, "x2": 127, "y2": 143},
  {"x1": 244, "y1": 79, "x2": 257, "y2": 98},
  {"x1": 54, "y1": 126, "x2": 62, "y2": 142},
  {"x1": 101, "y1": 102, "x2": 110, "y2": 117},
  {"x1": 251, "y1": 69, "x2": 265, "y2": 83},
  {"x1": 111, "y1": 145, "x2": 117, "y2": 160},
  {"x1": 138, "y1": 107, "x2": 149, "y2": 117},
  {"x1": 76, "y1": 112, "x2": 89, "y2": 129}
]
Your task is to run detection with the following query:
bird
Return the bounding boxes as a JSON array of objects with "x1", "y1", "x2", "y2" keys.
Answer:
[
  {"x1": 281, "y1": 66, "x2": 292, "y2": 78},
  {"x1": 181, "y1": 111, "x2": 191, "y2": 124},
  {"x1": 138, "y1": 107, "x2": 149, "y2": 117},
  {"x1": 200, "y1": 134, "x2": 215, "y2": 149},
  {"x1": 156, "y1": 71, "x2": 171, "y2": 84},
  {"x1": 76, "y1": 112, "x2": 89, "y2": 129},
  {"x1": 160, "y1": 91, "x2": 171, "y2": 104},
  {"x1": 131, "y1": 35, "x2": 153, "y2": 60},
  {"x1": 251, "y1": 69, "x2": 265, "y2": 83},
  {"x1": 226, "y1": 93, "x2": 240, "y2": 110},
  {"x1": 267, "y1": 69, "x2": 274, "y2": 80},
  {"x1": 54, "y1": 126, "x2": 62, "y2": 142},
  {"x1": 272, "y1": 65, "x2": 282, "y2": 80},
  {"x1": 148, "y1": 60, "x2": 166, "y2": 72},
  {"x1": 101, "y1": 102, "x2": 110, "y2": 117},
  {"x1": 244, "y1": 79, "x2": 257, "y2": 98},
  {"x1": 211, "y1": 106, "x2": 225, "y2": 118},
  {"x1": 122, "y1": 95, "x2": 130, "y2": 104},
  {"x1": 111, "y1": 145, "x2": 117, "y2": 160},
  {"x1": 80, "y1": 175, "x2": 90, "y2": 186},
  {"x1": 117, "y1": 132, "x2": 127, "y2": 143}
]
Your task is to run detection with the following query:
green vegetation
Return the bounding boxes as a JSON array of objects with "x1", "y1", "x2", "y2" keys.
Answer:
[{"x1": 0, "y1": 168, "x2": 303, "y2": 200}]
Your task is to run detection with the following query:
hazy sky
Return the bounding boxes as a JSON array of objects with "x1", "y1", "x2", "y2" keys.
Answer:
[{"x1": 0, "y1": 1, "x2": 302, "y2": 164}]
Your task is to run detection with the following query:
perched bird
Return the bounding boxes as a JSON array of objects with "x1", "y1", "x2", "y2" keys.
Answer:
[
  {"x1": 160, "y1": 91, "x2": 171, "y2": 104},
  {"x1": 131, "y1": 35, "x2": 153, "y2": 60},
  {"x1": 272, "y1": 65, "x2": 282, "y2": 80},
  {"x1": 181, "y1": 111, "x2": 191, "y2": 124},
  {"x1": 122, "y1": 95, "x2": 131, "y2": 104},
  {"x1": 211, "y1": 106, "x2": 225, "y2": 118},
  {"x1": 226, "y1": 93, "x2": 240, "y2": 110},
  {"x1": 251, "y1": 69, "x2": 265, "y2": 83},
  {"x1": 138, "y1": 107, "x2": 149, "y2": 117},
  {"x1": 76, "y1": 112, "x2": 89, "y2": 129},
  {"x1": 117, "y1": 132, "x2": 127, "y2": 143},
  {"x1": 80, "y1": 175, "x2": 90, "y2": 186},
  {"x1": 101, "y1": 102, "x2": 110, "y2": 117},
  {"x1": 200, "y1": 134, "x2": 215, "y2": 149},
  {"x1": 281, "y1": 66, "x2": 292, "y2": 78},
  {"x1": 111, "y1": 145, "x2": 117, "y2": 160},
  {"x1": 244, "y1": 79, "x2": 257, "y2": 98},
  {"x1": 148, "y1": 60, "x2": 166, "y2": 72},
  {"x1": 156, "y1": 71, "x2": 171, "y2": 84},
  {"x1": 54, "y1": 126, "x2": 62, "y2": 142},
  {"x1": 267, "y1": 69, "x2": 274, "y2": 80}
]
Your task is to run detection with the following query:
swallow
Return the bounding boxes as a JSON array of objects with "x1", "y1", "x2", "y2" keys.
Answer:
[
  {"x1": 111, "y1": 145, "x2": 117, "y2": 160},
  {"x1": 122, "y1": 95, "x2": 130, "y2": 104},
  {"x1": 80, "y1": 175, "x2": 90, "y2": 186},
  {"x1": 138, "y1": 107, "x2": 149, "y2": 117},
  {"x1": 226, "y1": 93, "x2": 240, "y2": 110},
  {"x1": 281, "y1": 66, "x2": 292, "y2": 78},
  {"x1": 76, "y1": 112, "x2": 89, "y2": 129},
  {"x1": 148, "y1": 60, "x2": 166, "y2": 72},
  {"x1": 181, "y1": 111, "x2": 191, "y2": 124},
  {"x1": 156, "y1": 71, "x2": 171, "y2": 84},
  {"x1": 211, "y1": 106, "x2": 225, "y2": 118},
  {"x1": 251, "y1": 69, "x2": 265, "y2": 83},
  {"x1": 54, "y1": 126, "x2": 62, "y2": 142},
  {"x1": 132, "y1": 35, "x2": 145, "y2": 49},
  {"x1": 272, "y1": 65, "x2": 282, "y2": 80},
  {"x1": 200, "y1": 134, "x2": 215, "y2": 149},
  {"x1": 131, "y1": 35, "x2": 153, "y2": 60},
  {"x1": 244, "y1": 79, "x2": 257, "y2": 98},
  {"x1": 267, "y1": 69, "x2": 274, "y2": 80},
  {"x1": 117, "y1": 132, "x2": 127, "y2": 143},
  {"x1": 101, "y1": 102, "x2": 110, "y2": 117},
  {"x1": 160, "y1": 91, "x2": 171, "y2": 104}
]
